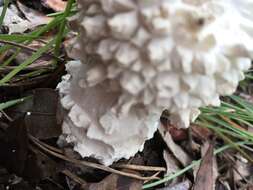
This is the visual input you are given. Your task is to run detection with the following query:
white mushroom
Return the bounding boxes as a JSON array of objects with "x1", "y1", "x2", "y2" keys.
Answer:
[{"x1": 57, "y1": 0, "x2": 253, "y2": 165}]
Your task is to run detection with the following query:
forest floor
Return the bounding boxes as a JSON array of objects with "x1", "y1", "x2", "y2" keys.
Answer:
[{"x1": 0, "y1": 1, "x2": 253, "y2": 190}]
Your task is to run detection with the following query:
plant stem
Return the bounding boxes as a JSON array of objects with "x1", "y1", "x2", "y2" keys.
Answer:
[
  {"x1": 0, "y1": 0, "x2": 9, "y2": 28},
  {"x1": 54, "y1": 0, "x2": 75, "y2": 59},
  {"x1": 0, "y1": 96, "x2": 32, "y2": 110},
  {"x1": 0, "y1": 38, "x2": 56, "y2": 85}
]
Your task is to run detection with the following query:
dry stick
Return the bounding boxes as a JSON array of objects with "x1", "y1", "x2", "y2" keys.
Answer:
[
  {"x1": 113, "y1": 164, "x2": 166, "y2": 172},
  {"x1": 240, "y1": 144, "x2": 253, "y2": 153},
  {"x1": 34, "y1": 39, "x2": 49, "y2": 45},
  {"x1": 29, "y1": 135, "x2": 159, "y2": 181},
  {"x1": 61, "y1": 170, "x2": 88, "y2": 187},
  {"x1": 0, "y1": 110, "x2": 13, "y2": 122},
  {"x1": 0, "y1": 65, "x2": 54, "y2": 72},
  {"x1": 30, "y1": 134, "x2": 165, "y2": 172},
  {"x1": 0, "y1": 39, "x2": 64, "y2": 61},
  {"x1": 221, "y1": 116, "x2": 246, "y2": 131},
  {"x1": 27, "y1": 134, "x2": 63, "y2": 154},
  {"x1": 33, "y1": 136, "x2": 64, "y2": 154},
  {"x1": 144, "y1": 171, "x2": 161, "y2": 184},
  {"x1": 223, "y1": 153, "x2": 253, "y2": 185}
]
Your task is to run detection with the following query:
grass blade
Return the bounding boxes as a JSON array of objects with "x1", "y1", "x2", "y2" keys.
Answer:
[
  {"x1": 0, "y1": 0, "x2": 9, "y2": 28},
  {"x1": 54, "y1": 0, "x2": 75, "y2": 58},
  {"x1": 142, "y1": 141, "x2": 253, "y2": 189},
  {"x1": 0, "y1": 96, "x2": 31, "y2": 110},
  {"x1": 0, "y1": 38, "x2": 55, "y2": 85}
]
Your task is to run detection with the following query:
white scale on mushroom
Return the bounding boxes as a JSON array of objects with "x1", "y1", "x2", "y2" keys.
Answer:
[{"x1": 57, "y1": 0, "x2": 253, "y2": 165}]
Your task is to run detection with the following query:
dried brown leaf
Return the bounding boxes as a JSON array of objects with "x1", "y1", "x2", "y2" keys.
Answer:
[
  {"x1": 8, "y1": 89, "x2": 61, "y2": 139},
  {"x1": 0, "y1": 117, "x2": 60, "y2": 182},
  {"x1": 159, "y1": 125, "x2": 192, "y2": 167},
  {"x1": 42, "y1": 0, "x2": 67, "y2": 12},
  {"x1": 12, "y1": 39, "x2": 53, "y2": 69},
  {"x1": 163, "y1": 150, "x2": 180, "y2": 186},
  {"x1": 192, "y1": 143, "x2": 214, "y2": 190},
  {"x1": 0, "y1": 117, "x2": 28, "y2": 175},
  {"x1": 191, "y1": 124, "x2": 213, "y2": 141},
  {"x1": 156, "y1": 180, "x2": 191, "y2": 190},
  {"x1": 85, "y1": 172, "x2": 143, "y2": 190},
  {"x1": 0, "y1": 5, "x2": 31, "y2": 34},
  {"x1": 160, "y1": 111, "x2": 188, "y2": 141},
  {"x1": 24, "y1": 145, "x2": 60, "y2": 182},
  {"x1": 163, "y1": 151, "x2": 179, "y2": 174},
  {"x1": 233, "y1": 154, "x2": 251, "y2": 182},
  {"x1": 17, "y1": 1, "x2": 52, "y2": 26},
  {"x1": 1, "y1": 2, "x2": 52, "y2": 34}
]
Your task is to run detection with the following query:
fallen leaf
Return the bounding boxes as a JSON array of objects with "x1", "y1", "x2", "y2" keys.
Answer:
[
  {"x1": 42, "y1": 0, "x2": 67, "y2": 12},
  {"x1": 63, "y1": 36, "x2": 82, "y2": 60},
  {"x1": 25, "y1": 89, "x2": 61, "y2": 139},
  {"x1": 192, "y1": 142, "x2": 214, "y2": 190},
  {"x1": 159, "y1": 125, "x2": 192, "y2": 167},
  {"x1": 0, "y1": 117, "x2": 28, "y2": 175},
  {"x1": 17, "y1": 1, "x2": 52, "y2": 26},
  {"x1": 85, "y1": 172, "x2": 142, "y2": 190},
  {"x1": 160, "y1": 110, "x2": 188, "y2": 141},
  {"x1": 163, "y1": 150, "x2": 180, "y2": 186},
  {"x1": 0, "y1": 3, "x2": 52, "y2": 34},
  {"x1": 191, "y1": 124, "x2": 213, "y2": 141},
  {"x1": 12, "y1": 39, "x2": 53, "y2": 68},
  {"x1": 0, "y1": 116, "x2": 60, "y2": 183},
  {"x1": 215, "y1": 181, "x2": 229, "y2": 190},
  {"x1": 8, "y1": 88, "x2": 61, "y2": 139},
  {"x1": 156, "y1": 180, "x2": 191, "y2": 190},
  {"x1": 0, "y1": 5, "x2": 31, "y2": 34},
  {"x1": 239, "y1": 93, "x2": 253, "y2": 104},
  {"x1": 233, "y1": 154, "x2": 251, "y2": 182},
  {"x1": 24, "y1": 144, "x2": 60, "y2": 182},
  {"x1": 0, "y1": 74, "x2": 56, "y2": 97}
]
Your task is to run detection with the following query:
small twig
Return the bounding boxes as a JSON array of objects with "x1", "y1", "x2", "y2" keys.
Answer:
[
  {"x1": 54, "y1": 0, "x2": 75, "y2": 58},
  {"x1": 30, "y1": 137, "x2": 165, "y2": 172},
  {"x1": 0, "y1": 110, "x2": 13, "y2": 121},
  {"x1": 0, "y1": 66, "x2": 54, "y2": 73},
  {"x1": 144, "y1": 171, "x2": 161, "y2": 184},
  {"x1": 34, "y1": 39, "x2": 48, "y2": 45},
  {"x1": 223, "y1": 153, "x2": 252, "y2": 185},
  {"x1": 221, "y1": 116, "x2": 246, "y2": 131},
  {"x1": 45, "y1": 177, "x2": 65, "y2": 190},
  {"x1": 0, "y1": 39, "x2": 63, "y2": 61},
  {"x1": 61, "y1": 170, "x2": 88, "y2": 187},
  {"x1": 240, "y1": 144, "x2": 253, "y2": 153},
  {"x1": 0, "y1": 0, "x2": 9, "y2": 28},
  {"x1": 113, "y1": 164, "x2": 166, "y2": 172},
  {"x1": 29, "y1": 135, "x2": 158, "y2": 181},
  {"x1": 32, "y1": 135, "x2": 63, "y2": 154}
]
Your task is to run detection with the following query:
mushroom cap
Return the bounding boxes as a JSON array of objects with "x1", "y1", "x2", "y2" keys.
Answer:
[
  {"x1": 58, "y1": 61, "x2": 159, "y2": 165},
  {"x1": 58, "y1": 0, "x2": 253, "y2": 165}
]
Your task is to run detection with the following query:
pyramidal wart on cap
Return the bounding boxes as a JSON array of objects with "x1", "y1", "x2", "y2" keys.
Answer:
[{"x1": 57, "y1": 0, "x2": 253, "y2": 165}]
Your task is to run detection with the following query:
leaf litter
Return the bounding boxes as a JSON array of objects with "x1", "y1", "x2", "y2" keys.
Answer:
[
  {"x1": 42, "y1": 0, "x2": 67, "y2": 12},
  {"x1": 0, "y1": 1, "x2": 253, "y2": 190},
  {"x1": 0, "y1": 2, "x2": 51, "y2": 34}
]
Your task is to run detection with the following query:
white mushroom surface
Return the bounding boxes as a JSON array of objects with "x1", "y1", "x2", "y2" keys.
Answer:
[{"x1": 57, "y1": 0, "x2": 253, "y2": 165}]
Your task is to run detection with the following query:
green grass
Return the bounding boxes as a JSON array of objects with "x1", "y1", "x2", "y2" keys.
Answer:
[
  {"x1": 0, "y1": 38, "x2": 56, "y2": 85},
  {"x1": 54, "y1": 0, "x2": 76, "y2": 58},
  {"x1": 0, "y1": 96, "x2": 31, "y2": 110},
  {"x1": 143, "y1": 94, "x2": 253, "y2": 189},
  {"x1": 0, "y1": 1, "x2": 252, "y2": 189},
  {"x1": 142, "y1": 141, "x2": 253, "y2": 189},
  {"x1": 0, "y1": 0, "x2": 10, "y2": 28},
  {"x1": 0, "y1": 0, "x2": 76, "y2": 84}
]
